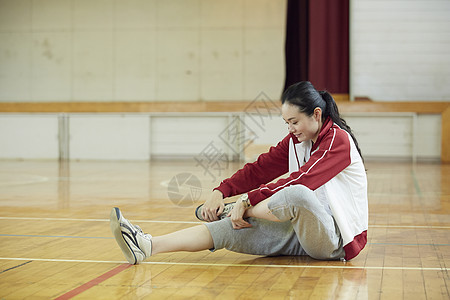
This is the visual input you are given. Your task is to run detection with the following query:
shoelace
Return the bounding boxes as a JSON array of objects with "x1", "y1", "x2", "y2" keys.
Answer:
[
  {"x1": 133, "y1": 224, "x2": 143, "y2": 233},
  {"x1": 133, "y1": 224, "x2": 152, "y2": 240}
]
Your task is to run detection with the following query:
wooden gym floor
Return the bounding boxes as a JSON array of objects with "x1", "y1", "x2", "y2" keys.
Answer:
[{"x1": 0, "y1": 159, "x2": 449, "y2": 299}]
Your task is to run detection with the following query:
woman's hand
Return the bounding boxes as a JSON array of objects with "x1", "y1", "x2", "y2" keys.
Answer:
[
  {"x1": 228, "y1": 199, "x2": 252, "y2": 229},
  {"x1": 201, "y1": 190, "x2": 225, "y2": 222}
]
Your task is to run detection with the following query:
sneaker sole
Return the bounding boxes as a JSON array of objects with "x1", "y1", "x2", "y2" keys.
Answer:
[{"x1": 110, "y1": 207, "x2": 137, "y2": 265}]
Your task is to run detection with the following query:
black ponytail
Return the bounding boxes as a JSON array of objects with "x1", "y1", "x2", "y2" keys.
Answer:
[
  {"x1": 282, "y1": 81, "x2": 363, "y2": 160},
  {"x1": 319, "y1": 91, "x2": 363, "y2": 159}
]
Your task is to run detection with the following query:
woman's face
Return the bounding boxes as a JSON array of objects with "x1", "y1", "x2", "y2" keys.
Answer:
[{"x1": 282, "y1": 103, "x2": 322, "y2": 143}]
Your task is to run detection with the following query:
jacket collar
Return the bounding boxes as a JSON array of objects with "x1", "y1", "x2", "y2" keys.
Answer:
[{"x1": 312, "y1": 117, "x2": 333, "y2": 150}]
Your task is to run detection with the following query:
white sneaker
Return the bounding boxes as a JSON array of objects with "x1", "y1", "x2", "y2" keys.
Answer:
[{"x1": 110, "y1": 207, "x2": 152, "y2": 264}]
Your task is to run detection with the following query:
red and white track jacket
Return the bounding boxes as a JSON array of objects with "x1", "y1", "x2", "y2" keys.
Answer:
[{"x1": 214, "y1": 117, "x2": 368, "y2": 260}]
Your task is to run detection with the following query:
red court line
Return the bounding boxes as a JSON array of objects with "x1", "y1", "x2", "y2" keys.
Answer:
[{"x1": 54, "y1": 263, "x2": 132, "y2": 300}]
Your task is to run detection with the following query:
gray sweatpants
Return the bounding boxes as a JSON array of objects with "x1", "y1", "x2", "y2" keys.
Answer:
[{"x1": 204, "y1": 185, "x2": 345, "y2": 260}]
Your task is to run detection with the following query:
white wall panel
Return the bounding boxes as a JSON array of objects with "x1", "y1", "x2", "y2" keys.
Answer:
[
  {"x1": 244, "y1": 29, "x2": 285, "y2": 100},
  {"x1": 416, "y1": 114, "x2": 441, "y2": 159},
  {"x1": 351, "y1": 0, "x2": 450, "y2": 101},
  {"x1": 0, "y1": 32, "x2": 31, "y2": 101},
  {"x1": 347, "y1": 115, "x2": 415, "y2": 158},
  {"x1": 201, "y1": 30, "x2": 244, "y2": 100},
  {"x1": 114, "y1": 0, "x2": 156, "y2": 29},
  {"x1": 114, "y1": 30, "x2": 156, "y2": 101},
  {"x1": 31, "y1": 0, "x2": 71, "y2": 31},
  {"x1": 72, "y1": 0, "x2": 114, "y2": 31},
  {"x1": 0, "y1": 113, "x2": 442, "y2": 161},
  {"x1": 0, "y1": 115, "x2": 59, "y2": 159},
  {"x1": 243, "y1": 113, "x2": 286, "y2": 145},
  {"x1": 0, "y1": 0, "x2": 286, "y2": 102},
  {"x1": 31, "y1": 32, "x2": 71, "y2": 101},
  {"x1": 243, "y1": 0, "x2": 286, "y2": 29},
  {"x1": 201, "y1": 0, "x2": 243, "y2": 28},
  {"x1": 70, "y1": 115, "x2": 150, "y2": 160},
  {"x1": 72, "y1": 31, "x2": 114, "y2": 101},
  {"x1": 0, "y1": 0, "x2": 31, "y2": 32},
  {"x1": 155, "y1": 29, "x2": 200, "y2": 101},
  {"x1": 158, "y1": 0, "x2": 199, "y2": 28},
  {"x1": 343, "y1": 114, "x2": 440, "y2": 160},
  {"x1": 151, "y1": 116, "x2": 229, "y2": 157}
]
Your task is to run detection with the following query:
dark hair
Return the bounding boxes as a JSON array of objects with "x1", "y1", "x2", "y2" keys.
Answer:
[{"x1": 281, "y1": 81, "x2": 363, "y2": 159}]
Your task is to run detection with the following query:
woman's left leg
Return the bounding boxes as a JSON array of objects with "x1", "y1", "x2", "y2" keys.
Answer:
[{"x1": 244, "y1": 185, "x2": 345, "y2": 260}]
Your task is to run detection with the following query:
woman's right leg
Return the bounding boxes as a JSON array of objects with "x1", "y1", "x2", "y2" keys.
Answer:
[
  {"x1": 111, "y1": 207, "x2": 305, "y2": 264},
  {"x1": 151, "y1": 217, "x2": 306, "y2": 257},
  {"x1": 151, "y1": 225, "x2": 213, "y2": 255}
]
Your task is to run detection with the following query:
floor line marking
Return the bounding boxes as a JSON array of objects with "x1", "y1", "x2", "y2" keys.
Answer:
[
  {"x1": 0, "y1": 217, "x2": 201, "y2": 224},
  {"x1": 0, "y1": 257, "x2": 447, "y2": 272},
  {"x1": 369, "y1": 225, "x2": 450, "y2": 229},
  {"x1": 368, "y1": 242, "x2": 450, "y2": 246},
  {"x1": 0, "y1": 234, "x2": 113, "y2": 239},
  {"x1": 54, "y1": 263, "x2": 131, "y2": 300},
  {"x1": 410, "y1": 169, "x2": 423, "y2": 197},
  {"x1": 0, "y1": 217, "x2": 449, "y2": 229},
  {"x1": 2, "y1": 234, "x2": 449, "y2": 247},
  {"x1": 0, "y1": 260, "x2": 33, "y2": 274}
]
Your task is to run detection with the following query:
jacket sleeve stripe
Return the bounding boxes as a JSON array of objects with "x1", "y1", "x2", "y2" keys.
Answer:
[{"x1": 259, "y1": 128, "x2": 337, "y2": 194}]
